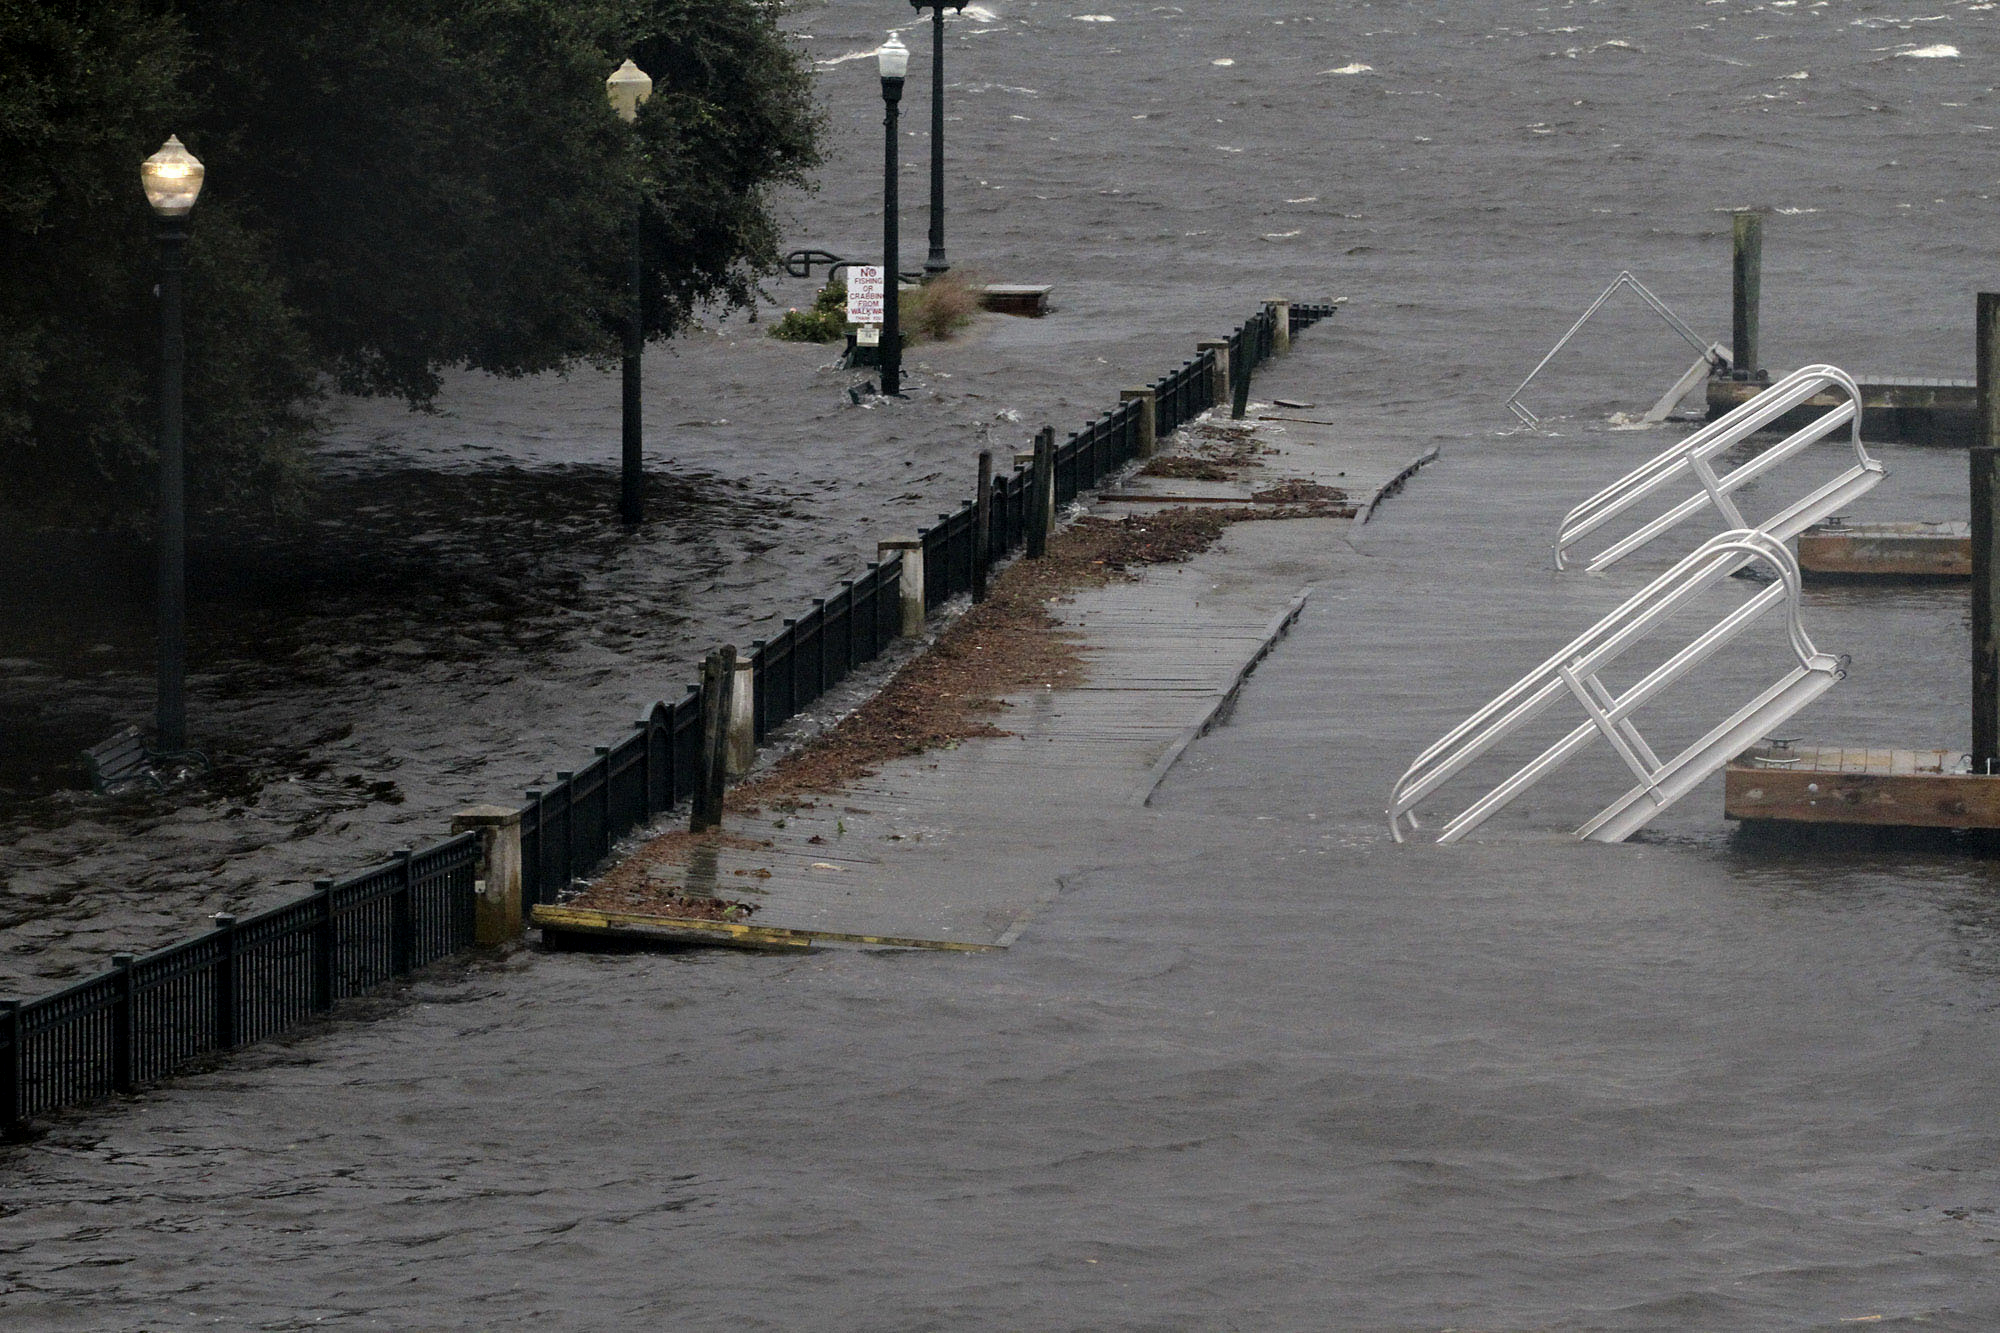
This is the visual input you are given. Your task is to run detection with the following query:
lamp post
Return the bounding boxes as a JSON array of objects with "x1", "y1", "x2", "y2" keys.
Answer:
[
  {"x1": 607, "y1": 57, "x2": 654, "y2": 526},
  {"x1": 909, "y1": 2, "x2": 965, "y2": 281},
  {"x1": 140, "y1": 135, "x2": 204, "y2": 755},
  {"x1": 878, "y1": 34, "x2": 909, "y2": 397}
]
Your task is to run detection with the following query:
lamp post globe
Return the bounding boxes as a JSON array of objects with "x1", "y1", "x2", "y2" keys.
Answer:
[
  {"x1": 909, "y1": 1, "x2": 966, "y2": 280},
  {"x1": 142, "y1": 135, "x2": 204, "y2": 755},
  {"x1": 606, "y1": 58, "x2": 654, "y2": 525},
  {"x1": 878, "y1": 34, "x2": 908, "y2": 396}
]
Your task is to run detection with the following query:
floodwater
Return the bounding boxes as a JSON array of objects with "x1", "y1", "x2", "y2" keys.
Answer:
[{"x1": 7, "y1": 0, "x2": 2000, "y2": 1326}]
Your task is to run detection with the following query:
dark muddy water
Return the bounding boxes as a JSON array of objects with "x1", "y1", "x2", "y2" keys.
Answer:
[{"x1": 8, "y1": 0, "x2": 2000, "y2": 1326}]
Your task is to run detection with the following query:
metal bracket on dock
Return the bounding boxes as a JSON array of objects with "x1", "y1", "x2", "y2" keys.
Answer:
[
  {"x1": 1506, "y1": 272, "x2": 1729, "y2": 430},
  {"x1": 1554, "y1": 364, "x2": 1886, "y2": 573},
  {"x1": 1390, "y1": 530, "x2": 1846, "y2": 845}
]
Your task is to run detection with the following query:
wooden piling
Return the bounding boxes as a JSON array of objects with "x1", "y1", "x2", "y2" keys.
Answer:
[
  {"x1": 1731, "y1": 212, "x2": 1762, "y2": 379},
  {"x1": 1120, "y1": 387, "x2": 1158, "y2": 459},
  {"x1": 1974, "y1": 293, "x2": 2000, "y2": 769},
  {"x1": 727, "y1": 654, "x2": 756, "y2": 777},
  {"x1": 1269, "y1": 299, "x2": 1292, "y2": 355},
  {"x1": 973, "y1": 450, "x2": 993, "y2": 602},
  {"x1": 692, "y1": 646, "x2": 734, "y2": 832},
  {"x1": 1198, "y1": 338, "x2": 1231, "y2": 408},
  {"x1": 1029, "y1": 426, "x2": 1056, "y2": 558}
]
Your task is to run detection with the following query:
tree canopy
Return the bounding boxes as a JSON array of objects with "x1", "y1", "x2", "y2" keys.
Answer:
[{"x1": 0, "y1": 0, "x2": 822, "y2": 525}]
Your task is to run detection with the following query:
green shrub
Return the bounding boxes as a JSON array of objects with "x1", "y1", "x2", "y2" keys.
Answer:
[{"x1": 768, "y1": 281, "x2": 849, "y2": 343}]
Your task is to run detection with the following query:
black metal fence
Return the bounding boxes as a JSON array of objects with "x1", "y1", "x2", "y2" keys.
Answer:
[
  {"x1": 2, "y1": 837, "x2": 480, "y2": 1129},
  {"x1": 2, "y1": 298, "x2": 1335, "y2": 1134}
]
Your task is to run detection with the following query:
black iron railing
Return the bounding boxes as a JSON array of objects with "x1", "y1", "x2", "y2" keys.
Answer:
[
  {"x1": 2, "y1": 298, "x2": 1337, "y2": 1135},
  {"x1": 1, "y1": 837, "x2": 479, "y2": 1129}
]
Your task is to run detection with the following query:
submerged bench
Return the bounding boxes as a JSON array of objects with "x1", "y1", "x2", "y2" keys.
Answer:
[{"x1": 82, "y1": 726, "x2": 208, "y2": 795}]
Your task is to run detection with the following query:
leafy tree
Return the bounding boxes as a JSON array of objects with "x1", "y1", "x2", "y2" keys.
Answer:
[{"x1": 0, "y1": 0, "x2": 823, "y2": 525}]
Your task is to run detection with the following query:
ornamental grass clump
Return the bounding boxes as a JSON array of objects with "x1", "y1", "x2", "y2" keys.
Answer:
[{"x1": 904, "y1": 271, "x2": 980, "y2": 343}]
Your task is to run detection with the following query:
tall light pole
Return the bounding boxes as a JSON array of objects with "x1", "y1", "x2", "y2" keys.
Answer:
[
  {"x1": 607, "y1": 57, "x2": 654, "y2": 526},
  {"x1": 140, "y1": 135, "x2": 204, "y2": 755},
  {"x1": 878, "y1": 34, "x2": 909, "y2": 397},
  {"x1": 910, "y1": 1, "x2": 964, "y2": 281}
]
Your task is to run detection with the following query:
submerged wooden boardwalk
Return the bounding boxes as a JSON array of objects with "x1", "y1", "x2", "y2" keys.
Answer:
[{"x1": 537, "y1": 416, "x2": 1432, "y2": 951}]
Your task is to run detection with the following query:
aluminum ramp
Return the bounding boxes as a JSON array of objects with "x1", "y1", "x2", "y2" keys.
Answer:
[
  {"x1": 1390, "y1": 531, "x2": 1845, "y2": 844},
  {"x1": 1554, "y1": 365, "x2": 1885, "y2": 572}
]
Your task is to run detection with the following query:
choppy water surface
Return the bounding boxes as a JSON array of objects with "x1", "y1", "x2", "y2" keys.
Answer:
[{"x1": 7, "y1": 0, "x2": 2000, "y2": 1326}]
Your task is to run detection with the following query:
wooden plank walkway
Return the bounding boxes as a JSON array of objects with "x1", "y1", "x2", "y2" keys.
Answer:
[
  {"x1": 1724, "y1": 743, "x2": 2000, "y2": 829},
  {"x1": 1707, "y1": 375, "x2": 1976, "y2": 445},
  {"x1": 1796, "y1": 520, "x2": 1970, "y2": 579},
  {"x1": 539, "y1": 412, "x2": 1428, "y2": 950}
]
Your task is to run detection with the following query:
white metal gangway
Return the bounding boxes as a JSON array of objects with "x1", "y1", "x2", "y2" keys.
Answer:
[
  {"x1": 1389, "y1": 530, "x2": 1845, "y2": 845},
  {"x1": 1553, "y1": 365, "x2": 1885, "y2": 572}
]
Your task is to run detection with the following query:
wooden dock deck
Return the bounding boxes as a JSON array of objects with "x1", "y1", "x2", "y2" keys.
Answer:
[
  {"x1": 1707, "y1": 375, "x2": 1974, "y2": 445},
  {"x1": 1796, "y1": 520, "x2": 1970, "y2": 579},
  {"x1": 536, "y1": 410, "x2": 1429, "y2": 952},
  {"x1": 1724, "y1": 743, "x2": 2000, "y2": 829}
]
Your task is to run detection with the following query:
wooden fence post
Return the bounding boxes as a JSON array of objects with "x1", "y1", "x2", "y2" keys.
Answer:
[
  {"x1": 692, "y1": 646, "x2": 734, "y2": 832},
  {"x1": 451, "y1": 806, "x2": 524, "y2": 945},
  {"x1": 974, "y1": 450, "x2": 993, "y2": 602},
  {"x1": 1270, "y1": 299, "x2": 1291, "y2": 355},
  {"x1": 1198, "y1": 338, "x2": 1231, "y2": 408},
  {"x1": 391, "y1": 849, "x2": 414, "y2": 975},
  {"x1": 1974, "y1": 292, "x2": 2000, "y2": 770},
  {"x1": 1030, "y1": 427, "x2": 1056, "y2": 558}
]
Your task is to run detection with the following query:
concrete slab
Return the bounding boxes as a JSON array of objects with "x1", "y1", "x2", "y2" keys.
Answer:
[{"x1": 551, "y1": 408, "x2": 1407, "y2": 950}]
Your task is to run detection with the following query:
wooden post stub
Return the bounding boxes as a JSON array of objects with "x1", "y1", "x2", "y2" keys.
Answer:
[
  {"x1": 1197, "y1": 338, "x2": 1231, "y2": 407},
  {"x1": 692, "y1": 647, "x2": 732, "y2": 832},
  {"x1": 878, "y1": 538, "x2": 926, "y2": 637},
  {"x1": 973, "y1": 450, "x2": 993, "y2": 603},
  {"x1": 1269, "y1": 299, "x2": 1292, "y2": 355},
  {"x1": 1974, "y1": 293, "x2": 2000, "y2": 769},
  {"x1": 452, "y1": 804, "x2": 524, "y2": 944},
  {"x1": 1028, "y1": 426, "x2": 1056, "y2": 559},
  {"x1": 1120, "y1": 387, "x2": 1158, "y2": 459},
  {"x1": 1731, "y1": 211, "x2": 1762, "y2": 380}
]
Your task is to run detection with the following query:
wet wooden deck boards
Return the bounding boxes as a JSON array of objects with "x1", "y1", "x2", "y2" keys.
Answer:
[
  {"x1": 1724, "y1": 744, "x2": 2000, "y2": 829},
  {"x1": 545, "y1": 410, "x2": 1421, "y2": 950},
  {"x1": 1796, "y1": 521, "x2": 1971, "y2": 579}
]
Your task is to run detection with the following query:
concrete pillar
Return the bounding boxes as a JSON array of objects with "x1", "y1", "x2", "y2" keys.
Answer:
[
  {"x1": 1269, "y1": 298, "x2": 1292, "y2": 354},
  {"x1": 1120, "y1": 387, "x2": 1158, "y2": 459},
  {"x1": 452, "y1": 805, "x2": 524, "y2": 945},
  {"x1": 1197, "y1": 338, "x2": 1231, "y2": 407},
  {"x1": 878, "y1": 537, "x2": 926, "y2": 637},
  {"x1": 727, "y1": 654, "x2": 755, "y2": 777}
]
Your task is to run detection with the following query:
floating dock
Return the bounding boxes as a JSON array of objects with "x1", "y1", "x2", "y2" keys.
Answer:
[
  {"x1": 1724, "y1": 743, "x2": 2000, "y2": 830},
  {"x1": 1796, "y1": 520, "x2": 1970, "y2": 580},
  {"x1": 1707, "y1": 375, "x2": 1974, "y2": 445}
]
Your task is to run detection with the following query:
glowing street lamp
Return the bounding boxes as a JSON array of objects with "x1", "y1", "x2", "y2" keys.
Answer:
[
  {"x1": 141, "y1": 135, "x2": 204, "y2": 754},
  {"x1": 607, "y1": 58, "x2": 654, "y2": 525}
]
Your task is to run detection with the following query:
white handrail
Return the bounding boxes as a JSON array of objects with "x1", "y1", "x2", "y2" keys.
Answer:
[
  {"x1": 1506, "y1": 272, "x2": 1726, "y2": 430},
  {"x1": 1390, "y1": 530, "x2": 1844, "y2": 845},
  {"x1": 1553, "y1": 364, "x2": 1884, "y2": 571}
]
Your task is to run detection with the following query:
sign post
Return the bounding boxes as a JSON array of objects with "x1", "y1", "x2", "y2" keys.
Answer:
[{"x1": 846, "y1": 265, "x2": 886, "y2": 357}]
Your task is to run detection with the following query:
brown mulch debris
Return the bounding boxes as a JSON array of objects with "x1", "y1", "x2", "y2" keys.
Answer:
[
  {"x1": 1137, "y1": 427, "x2": 1265, "y2": 481},
  {"x1": 1251, "y1": 479, "x2": 1349, "y2": 506}
]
